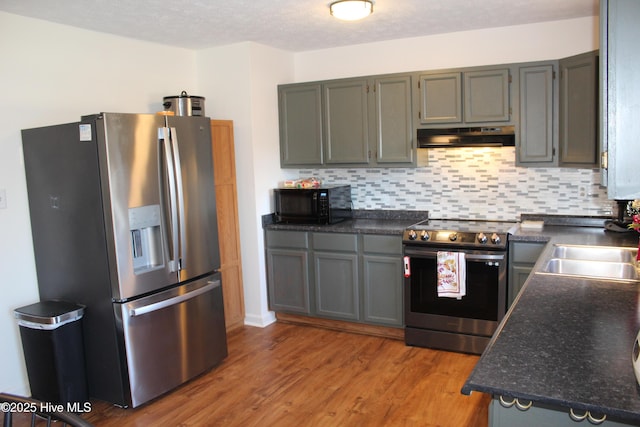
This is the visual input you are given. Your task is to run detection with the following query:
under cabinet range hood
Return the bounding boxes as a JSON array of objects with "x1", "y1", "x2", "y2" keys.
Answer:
[{"x1": 417, "y1": 126, "x2": 515, "y2": 148}]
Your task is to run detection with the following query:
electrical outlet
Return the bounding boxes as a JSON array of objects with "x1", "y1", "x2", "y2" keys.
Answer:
[
  {"x1": 0, "y1": 189, "x2": 6, "y2": 209},
  {"x1": 579, "y1": 186, "x2": 587, "y2": 197}
]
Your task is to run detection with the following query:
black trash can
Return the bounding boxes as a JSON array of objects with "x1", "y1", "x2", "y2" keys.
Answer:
[{"x1": 14, "y1": 301, "x2": 89, "y2": 405}]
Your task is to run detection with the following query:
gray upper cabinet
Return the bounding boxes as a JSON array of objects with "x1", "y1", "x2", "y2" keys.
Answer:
[
  {"x1": 417, "y1": 72, "x2": 462, "y2": 124},
  {"x1": 601, "y1": 0, "x2": 640, "y2": 199},
  {"x1": 278, "y1": 83, "x2": 323, "y2": 167},
  {"x1": 559, "y1": 51, "x2": 598, "y2": 167},
  {"x1": 277, "y1": 74, "x2": 415, "y2": 168},
  {"x1": 517, "y1": 63, "x2": 556, "y2": 165},
  {"x1": 464, "y1": 68, "x2": 511, "y2": 123},
  {"x1": 517, "y1": 52, "x2": 598, "y2": 168},
  {"x1": 372, "y1": 75, "x2": 414, "y2": 164},
  {"x1": 324, "y1": 78, "x2": 370, "y2": 165},
  {"x1": 416, "y1": 67, "x2": 511, "y2": 126}
]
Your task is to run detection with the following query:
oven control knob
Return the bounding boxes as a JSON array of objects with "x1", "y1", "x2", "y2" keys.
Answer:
[
  {"x1": 407, "y1": 230, "x2": 417, "y2": 240},
  {"x1": 477, "y1": 233, "x2": 488, "y2": 244},
  {"x1": 420, "y1": 230, "x2": 429, "y2": 241},
  {"x1": 449, "y1": 232, "x2": 458, "y2": 242},
  {"x1": 491, "y1": 233, "x2": 501, "y2": 244}
]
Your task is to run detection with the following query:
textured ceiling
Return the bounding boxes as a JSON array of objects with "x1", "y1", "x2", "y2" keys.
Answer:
[{"x1": 0, "y1": 0, "x2": 599, "y2": 52}]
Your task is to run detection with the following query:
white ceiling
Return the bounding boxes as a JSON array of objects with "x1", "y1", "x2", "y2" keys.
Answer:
[{"x1": 0, "y1": 0, "x2": 599, "y2": 52}]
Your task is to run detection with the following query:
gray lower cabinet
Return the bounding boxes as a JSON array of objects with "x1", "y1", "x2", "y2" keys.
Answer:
[
  {"x1": 490, "y1": 398, "x2": 634, "y2": 426},
  {"x1": 507, "y1": 241, "x2": 545, "y2": 308},
  {"x1": 313, "y1": 232, "x2": 360, "y2": 320},
  {"x1": 601, "y1": 0, "x2": 640, "y2": 199},
  {"x1": 265, "y1": 230, "x2": 403, "y2": 328},
  {"x1": 266, "y1": 230, "x2": 311, "y2": 314},
  {"x1": 517, "y1": 51, "x2": 598, "y2": 167},
  {"x1": 362, "y1": 235, "x2": 403, "y2": 326}
]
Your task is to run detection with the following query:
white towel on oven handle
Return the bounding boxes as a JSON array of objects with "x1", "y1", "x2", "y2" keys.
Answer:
[{"x1": 436, "y1": 251, "x2": 466, "y2": 299}]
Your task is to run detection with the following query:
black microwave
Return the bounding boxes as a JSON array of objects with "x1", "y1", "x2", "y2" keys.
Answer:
[{"x1": 274, "y1": 185, "x2": 352, "y2": 224}]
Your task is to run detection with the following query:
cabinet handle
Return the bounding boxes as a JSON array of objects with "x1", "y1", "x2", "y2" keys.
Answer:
[
  {"x1": 500, "y1": 396, "x2": 516, "y2": 408},
  {"x1": 568, "y1": 408, "x2": 607, "y2": 424},
  {"x1": 515, "y1": 399, "x2": 532, "y2": 411},
  {"x1": 498, "y1": 396, "x2": 532, "y2": 411},
  {"x1": 498, "y1": 396, "x2": 516, "y2": 408},
  {"x1": 569, "y1": 408, "x2": 588, "y2": 422},
  {"x1": 587, "y1": 412, "x2": 607, "y2": 425}
]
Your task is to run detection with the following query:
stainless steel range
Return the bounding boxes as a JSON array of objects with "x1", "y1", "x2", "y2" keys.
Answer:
[{"x1": 403, "y1": 219, "x2": 516, "y2": 354}]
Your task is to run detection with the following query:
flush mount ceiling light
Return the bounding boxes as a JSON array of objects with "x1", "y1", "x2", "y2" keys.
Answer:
[{"x1": 330, "y1": 0, "x2": 373, "y2": 21}]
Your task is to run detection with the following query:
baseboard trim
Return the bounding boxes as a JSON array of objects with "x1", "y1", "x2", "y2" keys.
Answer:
[{"x1": 276, "y1": 312, "x2": 404, "y2": 341}]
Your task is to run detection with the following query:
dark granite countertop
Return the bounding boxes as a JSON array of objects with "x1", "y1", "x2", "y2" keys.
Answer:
[
  {"x1": 262, "y1": 210, "x2": 428, "y2": 235},
  {"x1": 463, "y1": 220, "x2": 640, "y2": 424}
]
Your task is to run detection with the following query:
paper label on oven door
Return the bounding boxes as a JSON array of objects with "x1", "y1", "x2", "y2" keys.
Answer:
[{"x1": 403, "y1": 256, "x2": 411, "y2": 278}]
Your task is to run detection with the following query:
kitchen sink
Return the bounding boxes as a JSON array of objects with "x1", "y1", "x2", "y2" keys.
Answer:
[
  {"x1": 542, "y1": 258, "x2": 638, "y2": 281},
  {"x1": 552, "y1": 244, "x2": 638, "y2": 263}
]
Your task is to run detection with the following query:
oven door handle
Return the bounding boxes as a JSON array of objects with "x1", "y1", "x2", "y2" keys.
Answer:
[{"x1": 403, "y1": 247, "x2": 505, "y2": 261}]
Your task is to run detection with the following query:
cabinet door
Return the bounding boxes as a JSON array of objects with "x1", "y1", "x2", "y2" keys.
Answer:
[
  {"x1": 266, "y1": 231, "x2": 311, "y2": 314},
  {"x1": 559, "y1": 51, "x2": 598, "y2": 167},
  {"x1": 517, "y1": 64, "x2": 556, "y2": 165},
  {"x1": 372, "y1": 75, "x2": 414, "y2": 164},
  {"x1": 314, "y1": 252, "x2": 359, "y2": 320},
  {"x1": 418, "y1": 72, "x2": 462, "y2": 124},
  {"x1": 313, "y1": 233, "x2": 359, "y2": 320},
  {"x1": 363, "y1": 255, "x2": 403, "y2": 326},
  {"x1": 464, "y1": 68, "x2": 511, "y2": 123},
  {"x1": 490, "y1": 399, "x2": 633, "y2": 427},
  {"x1": 211, "y1": 120, "x2": 245, "y2": 332},
  {"x1": 508, "y1": 241, "x2": 546, "y2": 308},
  {"x1": 508, "y1": 265, "x2": 533, "y2": 308},
  {"x1": 601, "y1": 0, "x2": 640, "y2": 199},
  {"x1": 278, "y1": 84, "x2": 323, "y2": 166},
  {"x1": 324, "y1": 79, "x2": 370, "y2": 165},
  {"x1": 267, "y1": 248, "x2": 311, "y2": 314}
]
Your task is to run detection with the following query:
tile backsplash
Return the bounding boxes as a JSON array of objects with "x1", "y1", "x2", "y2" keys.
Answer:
[{"x1": 291, "y1": 147, "x2": 616, "y2": 221}]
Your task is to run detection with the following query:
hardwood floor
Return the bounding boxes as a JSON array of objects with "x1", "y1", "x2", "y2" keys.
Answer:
[{"x1": 83, "y1": 323, "x2": 490, "y2": 426}]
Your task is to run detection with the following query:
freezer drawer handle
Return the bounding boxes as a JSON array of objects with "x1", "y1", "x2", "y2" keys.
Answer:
[{"x1": 129, "y1": 279, "x2": 221, "y2": 317}]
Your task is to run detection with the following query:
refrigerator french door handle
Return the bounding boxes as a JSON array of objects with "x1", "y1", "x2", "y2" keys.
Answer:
[
  {"x1": 161, "y1": 127, "x2": 180, "y2": 272},
  {"x1": 129, "y1": 279, "x2": 221, "y2": 317},
  {"x1": 168, "y1": 127, "x2": 187, "y2": 269}
]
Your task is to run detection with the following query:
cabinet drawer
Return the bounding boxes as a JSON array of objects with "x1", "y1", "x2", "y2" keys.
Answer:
[
  {"x1": 266, "y1": 230, "x2": 308, "y2": 249},
  {"x1": 510, "y1": 242, "x2": 545, "y2": 264},
  {"x1": 313, "y1": 233, "x2": 358, "y2": 252},
  {"x1": 363, "y1": 235, "x2": 402, "y2": 255}
]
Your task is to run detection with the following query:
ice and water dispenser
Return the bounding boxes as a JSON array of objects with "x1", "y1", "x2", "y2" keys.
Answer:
[{"x1": 128, "y1": 205, "x2": 164, "y2": 273}]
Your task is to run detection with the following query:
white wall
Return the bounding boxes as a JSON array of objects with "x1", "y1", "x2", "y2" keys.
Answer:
[
  {"x1": 0, "y1": 11, "x2": 197, "y2": 395},
  {"x1": 294, "y1": 17, "x2": 599, "y2": 81}
]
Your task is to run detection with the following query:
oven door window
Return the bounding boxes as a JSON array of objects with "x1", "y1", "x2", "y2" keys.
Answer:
[{"x1": 408, "y1": 256, "x2": 500, "y2": 321}]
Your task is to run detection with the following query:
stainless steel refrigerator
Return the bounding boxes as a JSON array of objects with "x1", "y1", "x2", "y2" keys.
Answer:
[{"x1": 22, "y1": 112, "x2": 227, "y2": 408}]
